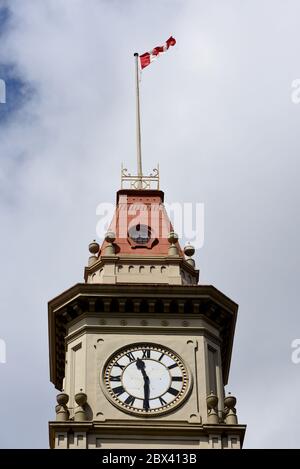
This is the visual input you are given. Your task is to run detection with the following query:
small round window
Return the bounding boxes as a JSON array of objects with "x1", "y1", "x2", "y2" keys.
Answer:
[{"x1": 128, "y1": 224, "x2": 151, "y2": 245}]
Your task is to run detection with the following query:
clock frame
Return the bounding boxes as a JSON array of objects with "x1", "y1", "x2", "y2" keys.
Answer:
[{"x1": 102, "y1": 343, "x2": 190, "y2": 417}]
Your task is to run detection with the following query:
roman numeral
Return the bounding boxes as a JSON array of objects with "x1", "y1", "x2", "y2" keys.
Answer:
[
  {"x1": 143, "y1": 399, "x2": 150, "y2": 411},
  {"x1": 113, "y1": 362, "x2": 125, "y2": 370},
  {"x1": 124, "y1": 395, "x2": 135, "y2": 406},
  {"x1": 112, "y1": 386, "x2": 125, "y2": 396},
  {"x1": 159, "y1": 397, "x2": 167, "y2": 406},
  {"x1": 110, "y1": 375, "x2": 121, "y2": 382},
  {"x1": 172, "y1": 376, "x2": 183, "y2": 382},
  {"x1": 167, "y1": 387, "x2": 179, "y2": 396},
  {"x1": 125, "y1": 352, "x2": 135, "y2": 362},
  {"x1": 168, "y1": 363, "x2": 178, "y2": 370},
  {"x1": 158, "y1": 353, "x2": 165, "y2": 361},
  {"x1": 142, "y1": 349, "x2": 151, "y2": 359}
]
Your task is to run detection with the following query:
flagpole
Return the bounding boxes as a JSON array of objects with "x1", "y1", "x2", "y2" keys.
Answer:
[{"x1": 134, "y1": 52, "x2": 143, "y2": 189}]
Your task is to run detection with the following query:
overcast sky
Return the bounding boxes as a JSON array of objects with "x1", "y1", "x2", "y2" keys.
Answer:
[{"x1": 0, "y1": 0, "x2": 300, "y2": 449}]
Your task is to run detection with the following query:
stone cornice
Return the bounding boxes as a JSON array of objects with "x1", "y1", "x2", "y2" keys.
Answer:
[
  {"x1": 48, "y1": 283, "x2": 238, "y2": 391},
  {"x1": 49, "y1": 283, "x2": 237, "y2": 311},
  {"x1": 48, "y1": 421, "x2": 246, "y2": 448}
]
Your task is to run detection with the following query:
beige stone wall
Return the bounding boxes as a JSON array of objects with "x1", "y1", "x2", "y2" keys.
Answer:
[
  {"x1": 86, "y1": 257, "x2": 198, "y2": 285},
  {"x1": 63, "y1": 314, "x2": 223, "y2": 426}
]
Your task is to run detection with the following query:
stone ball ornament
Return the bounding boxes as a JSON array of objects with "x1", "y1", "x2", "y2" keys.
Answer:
[
  {"x1": 89, "y1": 240, "x2": 100, "y2": 255},
  {"x1": 75, "y1": 392, "x2": 87, "y2": 407},
  {"x1": 224, "y1": 394, "x2": 237, "y2": 410},
  {"x1": 206, "y1": 392, "x2": 218, "y2": 410},
  {"x1": 105, "y1": 231, "x2": 116, "y2": 244},
  {"x1": 56, "y1": 392, "x2": 69, "y2": 406},
  {"x1": 184, "y1": 243, "x2": 195, "y2": 258},
  {"x1": 168, "y1": 231, "x2": 178, "y2": 244}
]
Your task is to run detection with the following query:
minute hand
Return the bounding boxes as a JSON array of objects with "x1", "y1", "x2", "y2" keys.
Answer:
[{"x1": 136, "y1": 358, "x2": 150, "y2": 410}]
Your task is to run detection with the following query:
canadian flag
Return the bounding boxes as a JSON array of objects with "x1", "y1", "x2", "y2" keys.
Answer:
[{"x1": 139, "y1": 36, "x2": 176, "y2": 69}]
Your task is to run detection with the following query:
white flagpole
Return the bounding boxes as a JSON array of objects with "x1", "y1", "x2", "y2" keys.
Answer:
[{"x1": 134, "y1": 52, "x2": 143, "y2": 189}]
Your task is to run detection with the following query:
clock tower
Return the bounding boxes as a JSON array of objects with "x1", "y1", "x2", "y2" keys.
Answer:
[{"x1": 48, "y1": 169, "x2": 246, "y2": 449}]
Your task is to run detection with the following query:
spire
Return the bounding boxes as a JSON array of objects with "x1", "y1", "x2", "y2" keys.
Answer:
[{"x1": 84, "y1": 189, "x2": 199, "y2": 285}]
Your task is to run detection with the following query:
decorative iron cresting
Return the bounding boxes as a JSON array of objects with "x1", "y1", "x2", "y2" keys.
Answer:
[{"x1": 121, "y1": 164, "x2": 160, "y2": 190}]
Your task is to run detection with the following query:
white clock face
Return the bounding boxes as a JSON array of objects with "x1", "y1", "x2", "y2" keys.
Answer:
[{"x1": 103, "y1": 344, "x2": 189, "y2": 416}]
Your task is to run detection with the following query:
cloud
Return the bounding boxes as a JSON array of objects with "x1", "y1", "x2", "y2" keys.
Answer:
[{"x1": 0, "y1": 0, "x2": 300, "y2": 448}]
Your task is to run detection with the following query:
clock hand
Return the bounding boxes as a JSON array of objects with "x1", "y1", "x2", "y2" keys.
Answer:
[
  {"x1": 136, "y1": 358, "x2": 149, "y2": 382},
  {"x1": 136, "y1": 358, "x2": 150, "y2": 410},
  {"x1": 136, "y1": 357, "x2": 145, "y2": 371},
  {"x1": 143, "y1": 375, "x2": 150, "y2": 410}
]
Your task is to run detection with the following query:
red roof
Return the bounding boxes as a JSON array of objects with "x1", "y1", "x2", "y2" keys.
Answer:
[{"x1": 99, "y1": 189, "x2": 183, "y2": 257}]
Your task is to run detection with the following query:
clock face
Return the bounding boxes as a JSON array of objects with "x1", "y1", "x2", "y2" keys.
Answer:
[{"x1": 103, "y1": 343, "x2": 189, "y2": 416}]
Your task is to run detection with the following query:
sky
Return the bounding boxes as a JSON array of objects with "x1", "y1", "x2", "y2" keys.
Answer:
[{"x1": 0, "y1": 0, "x2": 300, "y2": 449}]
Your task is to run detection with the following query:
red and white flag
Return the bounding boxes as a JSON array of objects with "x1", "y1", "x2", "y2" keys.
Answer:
[{"x1": 139, "y1": 36, "x2": 176, "y2": 70}]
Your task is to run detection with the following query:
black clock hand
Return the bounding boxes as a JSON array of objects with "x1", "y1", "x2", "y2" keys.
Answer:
[
  {"x1": 143, "y1": 372, "x2": 150, "y2": 410},
  {"x1": 136, "y1": 358, "x2": 150, "y2": 410}
]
